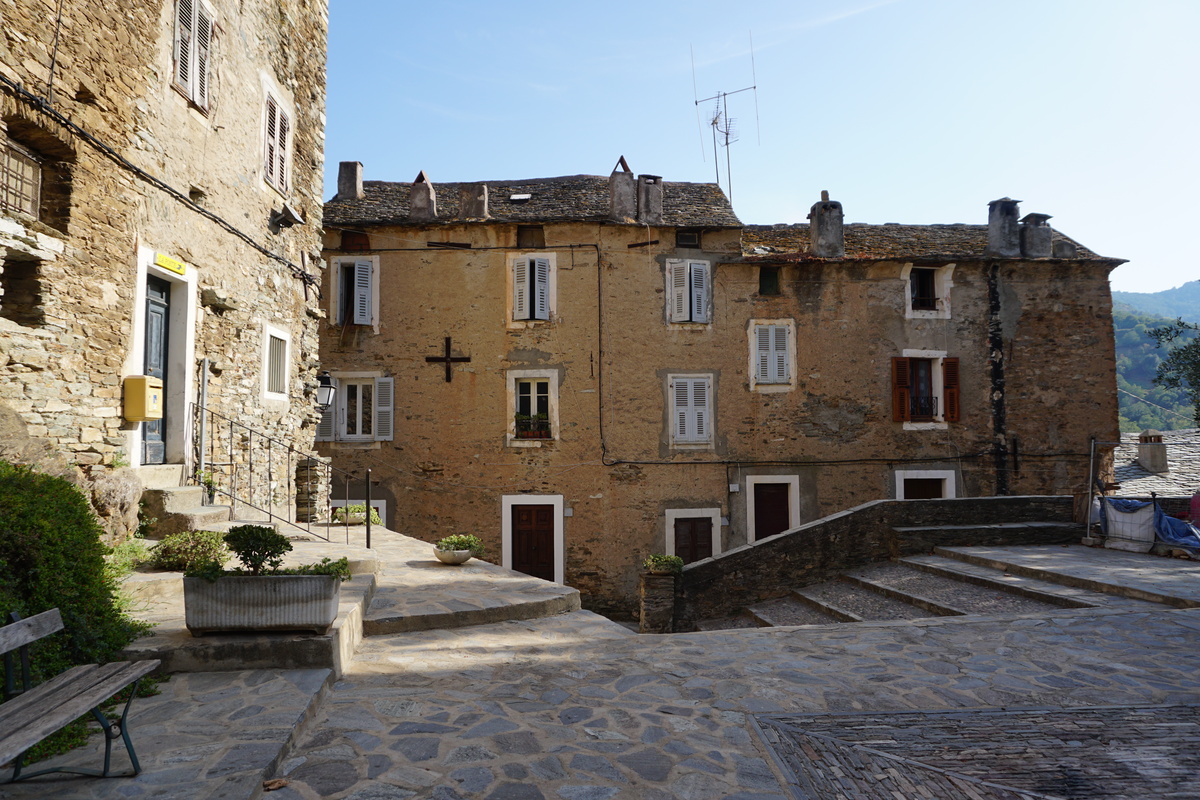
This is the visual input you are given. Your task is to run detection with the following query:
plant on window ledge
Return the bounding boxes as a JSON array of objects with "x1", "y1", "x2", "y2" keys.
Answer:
[
  {"x1": 643, "y1": 553, "x2": 684, "y2": 575},
  {"x1": 514, "y1": 413, "x2": 551, "y2": 439}
]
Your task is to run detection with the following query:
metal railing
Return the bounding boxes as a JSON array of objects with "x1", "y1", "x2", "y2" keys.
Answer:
[
  {"x1": 514, "y1": 416, "x2": 552, "y2": 439},
  {"x1": 191, "y1": 402, "x2": 373, "y2": 545},
  {"x1": 909, "y1": 396, "x2": 938, "y2": 420}
]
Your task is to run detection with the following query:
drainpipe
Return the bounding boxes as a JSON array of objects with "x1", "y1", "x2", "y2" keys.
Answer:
[
  {"x1": 198, "y1": 357, "x2": 209, "y2": 483},
  {"x1": 987, "y1": 264, "x2": 1009, "y2": 494}
]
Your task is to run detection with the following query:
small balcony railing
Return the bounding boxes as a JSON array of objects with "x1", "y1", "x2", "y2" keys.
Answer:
[
  {"x1": 514, "y1": 416, "x2": 551, "y2": 439},
  {"x1": 909, "y1": 396, "x2": 938, "y2": 421}
]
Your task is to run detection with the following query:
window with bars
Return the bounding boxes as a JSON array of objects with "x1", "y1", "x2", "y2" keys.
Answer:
[
  {"x1": 263, "y1": 93, "x2": 291, "y2": 193},
  {"x1": 666, "y1": 259, "x2": 710, "y2": 323},
  {"x1": 670, "y1": 375, "x2": 713, "y2": 446},
  {"x1": 1, "y1": 139, "x2": 41, "y2": 219},
  {"x1": 173, "y1": 0, "x2": 214, "y2": 110},
  {"x1": 891, "y1": 356, "x2": 960, "y2": 424},
  {"x1": 266, "y1": 334, "x2": 286, "y2": 395}
]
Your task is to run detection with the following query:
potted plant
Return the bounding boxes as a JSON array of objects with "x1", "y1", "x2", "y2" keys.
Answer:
[
  {"x1": 183, "y1": 525, "x2": 351, "y2": 635},
  {"x1": 333, "y1": 504, "x2": 381, "y2": 525},
  {"x1": 643, "y1": 553, "x2": 684, "y2": 576},
  {"x1": 433, "y1": 533, "x2": 486, "y2": 565}
]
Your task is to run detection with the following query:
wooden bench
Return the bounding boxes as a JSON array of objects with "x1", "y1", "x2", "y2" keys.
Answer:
[{"x1": 0, "y1": 609, "x2": 160, "y2": 782}]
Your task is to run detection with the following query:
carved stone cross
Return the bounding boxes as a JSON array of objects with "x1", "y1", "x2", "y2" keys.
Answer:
[{"x1": 425, "y1": 336, "x2": 471, "y2": 383}]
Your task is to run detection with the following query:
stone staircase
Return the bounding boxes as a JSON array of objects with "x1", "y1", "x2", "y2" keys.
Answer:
[
  {"x1": 136, "y1": 464, "x2": 232, "y2": 537},
  {"x1": 697, "y1": 545, "x2": 1176, "y2": 631}
]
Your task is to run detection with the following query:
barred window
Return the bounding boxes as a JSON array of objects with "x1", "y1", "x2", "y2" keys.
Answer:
[{"x1": 1, "y1": 139, "x2": 41, "y2": 219}]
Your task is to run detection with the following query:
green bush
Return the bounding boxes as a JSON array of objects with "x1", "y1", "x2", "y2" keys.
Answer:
[
  {"x1": 0, "y1": 461, "x2": 148, "y2": 679},
  {"x1": 148, "y1": 530, "x2": 229, "y2": 572},
  {"x1": 334, "y1": 504, "x2": 382, "y2": 525},
  {"x1": 434, "y1": 534, "x2": 486, "y2": 558},
  {"x1": 223, "y1": 525, "x2": 291, "y2": 575}
]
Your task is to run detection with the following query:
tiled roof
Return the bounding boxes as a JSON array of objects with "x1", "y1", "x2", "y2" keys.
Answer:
[
  {"x1": 324, "y1": 175, "x2": 741, "y2": 228},
  {"x1": 742, "y1": 223, "x2": 1116, "y2": 262},
  {"x1": 1113, "y1": 429, "x2": 1200, "y2": 497}
]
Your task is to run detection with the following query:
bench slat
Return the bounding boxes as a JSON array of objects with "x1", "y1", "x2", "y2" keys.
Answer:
[
  {"x1": 0, "y1": 609, "x2": 64, "y2": 656},
  {"x1": 0, "y1": 659, "x2": 160, "y2": 767}
]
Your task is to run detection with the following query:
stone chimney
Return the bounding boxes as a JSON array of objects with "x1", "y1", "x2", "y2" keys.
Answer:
[
  {"x1": 409, "y1": 170, "x2": 437, "y2": 220},
  {"x1": 637, "y1": 174, "x2": 663, "y2": 224},
  {"x1": 807, "y1": 190, "x2": 844, "y2": 258},
  {"x1": 1137, "y1": 429, "x2": 1169, "y2": 474},
  {"x1": 458, "y1": 183, "x2": 489, "y2": 219},
  {"x1": 1052, "y1": 239, "x2": 1078, "y2": 258},
  {"x1": 1020, "y1": 213, "x2": 1053, "y2": 258},
  {"x1": 985, "y1": 198, "x2": 1020, "y2": 257},
  {"x1": 337, "y1": 161, "x2": 364, "y2": 201},
  {"x1": 609, "y1": 156, "x2": 636, "y2": 221}
]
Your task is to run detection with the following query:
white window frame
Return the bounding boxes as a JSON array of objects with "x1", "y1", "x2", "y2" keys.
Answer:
[
  {"x1": 745, "y1": 475, "x2": 801, "y2": 540},
  {"x1": 894, "y1": 470, "x2": 957, "y2": 500},
  {"x1": 315, "y1": 372, "x2": 394, "y2": 444},
  {"x1": 665, "y1": 259, "x2": 711, "y2": 324},
  {"x1": 900, "y1": 262, "x2": 955, "y2": 320},
  {"x1": 506, "y1": 368, "x2": 559, "y2": 447},
  {"x1": 172, "y1": 0, "x2": 214, "y2": 111},
  {"x1": 330, "y1": 255, "x2": 380, "y2": 331},
  {"x1": 508, "y1": 253, "x2": 556, "y2": 327},
  {"x1": 665, "y1": 508, "x2": 722, "y2": 562},
  {"x1": 501, "y1": 494, "x2": 565, "y2": 584},
  {"x1": 263, "y1": 91, "x2": 291, "y2": 194},
  {"x1": 901, "y1": 348, "x2": 949, "y2": 430},
  {"x1": 748, "y1": 319, "x2": 795, "y2": 392},
  {"x1": 261, "y1": 321, "x2": 290, "y2": 402},
  {"x1": 668, "y1": 373, "x2": 714, "y2": 448}
]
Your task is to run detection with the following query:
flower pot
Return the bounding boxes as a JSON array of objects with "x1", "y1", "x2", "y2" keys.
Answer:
[
  {"x1": 183, "y1": 575, "x2": 341, "y2": 635},
  {"x1": 335, "y1": 511, "x2": 367, "y2": 524},
  {"x1": 647, "y1": 568, "x2": 677, "y2": 576},
  {"x1": 434, "y1": 548, "x2": 473, "y2": 565}
]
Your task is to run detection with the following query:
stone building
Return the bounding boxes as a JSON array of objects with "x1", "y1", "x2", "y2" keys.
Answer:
[
  {"x1": 0, "y1": 0, "x2": 328, "y2": 534},
  {"x1": 320, "y1": 161, "x2": 1122, "y2": 615}
]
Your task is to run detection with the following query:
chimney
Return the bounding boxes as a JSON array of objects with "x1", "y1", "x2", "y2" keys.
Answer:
[
  {"x1": 458, "y1": 183, "x2": 489, "y2": 219},
  {"x1": 637, "y1": 174, "x2": 663, "y2": 224},
  {"x1": 1052, "y1": 239, "x2": 1078, "y2": 258},
  {"x1": 337, "y1": 161, "x2": 364, "y2": 201},
  {"x1": 1020, "y1": 213, "x2": 1053, "y2": 258},
  {"x1": 609, "y1": 156, "x2": 636, "y2": 221},
  {"x1": 408, "y1": 170, "x2": 437, "y2": 220},
  {"x1": 1137, "y1": 429, "x2": 1169, "y2": 474},
  {"x1": 985, "y1": 198, "x2": 1020, "y2": 257},
  {"x1": 807, "y1": 190, "x2": 844, "y2": 258}
]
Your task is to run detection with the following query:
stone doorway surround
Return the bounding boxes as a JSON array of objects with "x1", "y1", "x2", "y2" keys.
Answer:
[{"x1": 501, "y1": 494, "x2": 564, "y2": 584}]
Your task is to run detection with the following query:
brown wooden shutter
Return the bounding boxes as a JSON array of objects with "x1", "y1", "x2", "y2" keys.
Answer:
[
  {"x1": 891, "y1": 357, "x2": 911, "y2": 422},
  {"x1": 942, "y1": 357, "x2": 961, "y2": 422}
]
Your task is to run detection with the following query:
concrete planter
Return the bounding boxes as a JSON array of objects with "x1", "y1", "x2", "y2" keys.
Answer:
[
  {"x1": 434, "y1": 548, "x2": 473, "y2": 565},
  {"x1": 183, "y1": 575, "x2": 341, "y2": 635}
]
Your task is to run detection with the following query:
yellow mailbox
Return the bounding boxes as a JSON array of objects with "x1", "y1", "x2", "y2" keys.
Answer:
[{"x1": 124, "y1": 375, "x2": 164, "y2": 422}]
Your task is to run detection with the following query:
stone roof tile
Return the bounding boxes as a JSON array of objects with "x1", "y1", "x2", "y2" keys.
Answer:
[{"x1": 1113, "y1": 429, "x2": 1200, "y2": 497}]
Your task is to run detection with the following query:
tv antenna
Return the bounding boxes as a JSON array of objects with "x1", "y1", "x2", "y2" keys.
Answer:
[{"x1": 691, "y1": 33, "x2": 760, "y2": 202}]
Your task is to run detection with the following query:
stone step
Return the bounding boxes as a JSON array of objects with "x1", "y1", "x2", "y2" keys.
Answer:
[
  {"x1": 694, "y1": 614, "x2": 762, "y2": 632},
  {"x1": 150, "y1": 505, "x2": 233, "y2": 538},
  {"x1": 133, "y1": 463, "x2": 186, "y2": 490},
  {"x1": 143, "y1": 484, "x2": 209, "y2": 514},
  {"x1": 844, "y1": 562, "x2": 1073, "y2": 616},
  {"x1": 892, "y1": 521, "x2": 1081, "y2": 551},
  {"x1": 747, "y1": 596, "x2": 843, "y2": 627},
  {"x1": 793, "y1": 580, "x2": 935, "y2": 622}
]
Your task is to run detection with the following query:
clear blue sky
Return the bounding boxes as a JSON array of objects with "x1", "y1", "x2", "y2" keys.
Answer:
[{"x1": 323, "y1": 0, "x2": 1198, "y2": 294}]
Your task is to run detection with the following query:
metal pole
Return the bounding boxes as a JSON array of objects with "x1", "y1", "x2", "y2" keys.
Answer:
[
  {"x1": 365, "y1": 468, "x2": 372, "y2": 550},
  {"x1": 198, "y1": 358, "x2": 209, "y2": 482}
]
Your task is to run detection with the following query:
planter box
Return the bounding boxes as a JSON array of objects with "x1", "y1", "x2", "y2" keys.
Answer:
[{"x1": 184, "y1": 575, "x2": 341, "y2": 635}]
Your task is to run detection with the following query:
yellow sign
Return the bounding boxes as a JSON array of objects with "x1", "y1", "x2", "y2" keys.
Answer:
[{"x1": 154, "y1": 252, "x2": 186, "y2": 275}]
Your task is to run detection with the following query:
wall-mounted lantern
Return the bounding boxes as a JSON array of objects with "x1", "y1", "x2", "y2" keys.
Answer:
[{"x1": 316, "y1": 371, "x2": 335, "y2": 412}]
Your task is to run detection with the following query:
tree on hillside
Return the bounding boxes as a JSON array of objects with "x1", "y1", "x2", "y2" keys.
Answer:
[{"x1": 1151, "y1": 319, "x2": 1200, "y2": 426}]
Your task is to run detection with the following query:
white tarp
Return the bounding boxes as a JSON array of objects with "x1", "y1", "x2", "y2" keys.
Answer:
[{"x1": 1103, "y1": 498, "x2": 1155, "y2": 553}]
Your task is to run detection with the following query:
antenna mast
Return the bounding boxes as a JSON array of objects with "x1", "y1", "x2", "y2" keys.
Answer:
[{"x1": 691, "y1": 33, "x2": 760, "y2": 203}]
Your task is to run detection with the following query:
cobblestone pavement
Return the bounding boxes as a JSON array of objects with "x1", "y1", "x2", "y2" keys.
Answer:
[{"x1": 273, "y1": 606, "x2": 1200, "y2": 799}]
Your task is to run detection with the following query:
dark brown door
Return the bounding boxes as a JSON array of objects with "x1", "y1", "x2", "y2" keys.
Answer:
[
  {"x1": 903, "y1": 478, "x2": 944, "y2": 500},
  {"x1": 512, "y1": 504, "x2": 555, "y2": 581},
  {"x1": 143, "y1": 276, "x2": 170, "y2": 465},
  {"x1": 753, "y1": 482, "x2": 791, "y2": 541},
  {"x1": 674, "y1": 517, "x2": 713, "y2": 564}
]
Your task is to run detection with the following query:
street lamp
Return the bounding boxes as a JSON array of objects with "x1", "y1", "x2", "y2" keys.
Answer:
[{"x1": 316, "y1": 371, "x2": 335, "y2": 412}]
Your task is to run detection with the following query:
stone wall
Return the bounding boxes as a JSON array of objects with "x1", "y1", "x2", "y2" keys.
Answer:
[{"x1": 675, "y1": 495, "x2": 1076, "y2": 627}]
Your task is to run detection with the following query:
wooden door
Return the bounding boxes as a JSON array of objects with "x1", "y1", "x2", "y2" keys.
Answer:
[
  {"x1": 143, "y1": 276, "x2": 170, "y2": 465},
  {"x1": 512, "y1": 504, "x2": 555, "y2": 581},
  {"x1": 903, "y1": 478, "x2": 944, "y2": 500},
  {"x1": 674, "y1": 517, "x2": 713, "y2": 564},
  {"x1": 753, "y1": 482, "x2": 791, "y2": 541}
]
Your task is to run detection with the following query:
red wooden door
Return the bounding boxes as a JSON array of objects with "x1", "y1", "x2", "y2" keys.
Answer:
[
  {"x1": 753, "y1": 483, "x2": 791, "y2": 541},
  {"x1": 674, "y1": 517, "x2": 713, "y2": 564},
  {"x1": 512, "y1": 504, "x2": 555, "y2": 581}
]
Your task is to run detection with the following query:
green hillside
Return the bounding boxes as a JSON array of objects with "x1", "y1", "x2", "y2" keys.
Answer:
[
  {"x1": 1113, "y1": 280, "x2": 1200, "y2": 324},
  {"x1": 1113, "y1": 307, "x2": 1197, "y2": 431}
]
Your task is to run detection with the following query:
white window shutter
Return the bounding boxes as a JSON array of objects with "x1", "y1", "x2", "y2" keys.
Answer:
[
  {"x1": 374, "y1": 377, "x2": 394, "y2": 441},
  {"x1": 772, "y1": 325, "x2": 789, "y2": 382},
  {"x1": 755, "y1": 326, "x2": 772, "y2": 382},
  {"x1": 351, "y1": 259, "x2": 372, "y2": 325},
  {"x1": 513, "y1": 258, "x2": 530, "y2": 320},
  {"x1": 673, "y1": 379, "x2": 692, "y2": 440},
  {"x1": 316, "y1": 378, "x2": 337, "y2": 441},
  {"x1": 668, "y1": 260, "x2": 688, "y2": 322},
  {"x1": 264, "y1": 96, "x2": 278, "y2": 187},
  {"x1": 689, "y1": 262, "x2": 709, "y2": 323},
  {"x1": 195, "y1": 4, "x2": 212, "y2": 109},
  {"x1": 174, "y1": 0, "x2": 194, "y2": 92},
  {"x1": 693, "y1": 379, "x2": 709, "y2": 439},
  {"x1": 533, "y1": 258, "x2": 550, "y2": 320},
  {"x1": 275, "y1": 107, "x2": 290, "y2": 191},
  {"x1": 672, "y1": 378, "x2": 711, "y2": 443}
]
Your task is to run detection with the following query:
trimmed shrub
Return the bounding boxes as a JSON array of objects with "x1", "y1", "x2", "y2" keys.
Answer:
[
  {"x1": 148, "y1": 530, "x2": 229, "y2": 572},
  {"x1": 0, "y1": 460, "x2": 148, "y2": 679}
]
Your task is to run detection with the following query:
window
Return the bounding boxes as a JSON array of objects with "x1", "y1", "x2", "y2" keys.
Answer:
[
  {"x1": 669, "y1": 374, "x2": 713, "y2": 446},
  {"x1": 1, "y1": 138, "x2": 40, "y2": 218},
  {"x1": 901, "y1": 263, "x2": 955, "y2": 319},
  {"x1": 263, "y1": 93, "x2": 290, "y2": 193},
  {"x1": 172, "y1": 0, "x2": 213, "y2": 110},
  {"x1": 517, "y1": 225, "x2": 545, "y2": 249},
  {"x1": 511, "y1": 254, "x2": 554, "y2": 323},
  {"x1": 758, "y1": 266, "x2": 780, "y2": 296},
  {"x1": 507, "y1": 369, "x2": 559, "y2": 446},
  {"x1": 666, "y1": 259, "x2": 710, "y2": 324},
  {"x1": 894, "y1": 469, "x2": 957, "y2": 500},
  {"x1": 315, "y1": 375, "x2": 394, "y2": 443},
  {"x1": 675, "y1": 229, "x2": 701, "y2": 249},
  {"x1": 665, "y1": 508, "x2": 721, "y2": 564},
  {"x1": 891, "y1": 354, "x2": 960, "y2": 427},
  {"x1": 331, "y1": 256, "x2": 378, "y2": 327},
  {"x1": 262, "y1": 323, "x2": 289, "y2": 399},
  {"x1": 750, "y1": 321, "x2": 793, "y2": 390},
  {"x1": 0, "y1": 255, "x2": 44, "y2": 326}
]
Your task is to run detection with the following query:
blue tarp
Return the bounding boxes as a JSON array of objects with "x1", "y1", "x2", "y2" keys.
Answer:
[{"x1": 1154, "y1": 505, "x2": 1200, "y2": 552}]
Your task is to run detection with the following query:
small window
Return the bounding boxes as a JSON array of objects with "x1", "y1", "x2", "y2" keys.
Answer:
[
  {"x1": 910, "y1": 268, "x2": 937, "y2": 310},
  {"x1": 341, "y1": 231, "x2": 370, "y2": 252},
  {"x1": 752, "y1": 323, "x2": 792, "y2": 386},
  {"x1": 517, "y1": 225, "x2": 545, "y2": 249},
  {"x1": 0, "y1": 255, "x2": 44, "y2": 326},
  {"x1": 515, "y1": 378, "x2": 551, "y2": 439},
  {"x1": 332, "y1": 256, "x2": 377, "y2": 327},
  {"x1": 266, "y1": 334, "x2": 286, "y2": 395},
  {"x1": 172, "y1": 0, "x2": 214, "y2": 110},
  {"x1": 892, "y1": 355, "x2": 960, "y2": 425},
  {"x1": 263, "y1": 93, "x2": 291, "y2": 193},
  {"x1": 758, "y1": 266, "x2": 780, "y2": 296},
  {"x1": 512, "y1": 255, "x2": 552, "y2": 322},
  {"x1": 675, "y1": 229, "x2": 701, "y2": 249},
  {"x1": 315, "y1": 375, "x2": 394, "y2": 443},
  {"x1": 903, "y1": 263, "x2": 955, "y2": 319},
  {"x1": 0, "y1": 139, "x2": 41, "y2": 218},
  {"x1": 666, "y1": 259, "x2": 710, "y2": 324},
  {"x1": 670, "y1": 374, "x2": 713, "y2": 446}
]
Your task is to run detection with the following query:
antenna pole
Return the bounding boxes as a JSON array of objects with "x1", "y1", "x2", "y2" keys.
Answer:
[{"x1": 724, "y1": 93, "x2": 733, "y2": 201}]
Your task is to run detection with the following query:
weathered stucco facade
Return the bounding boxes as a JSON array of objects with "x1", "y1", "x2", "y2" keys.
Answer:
[
  {"x1": 0, "y1": 0, "x2": 328, "y2": 534},
  {"x1": 321, "y1": 164, "x2": 1121, "y2": 616}
]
